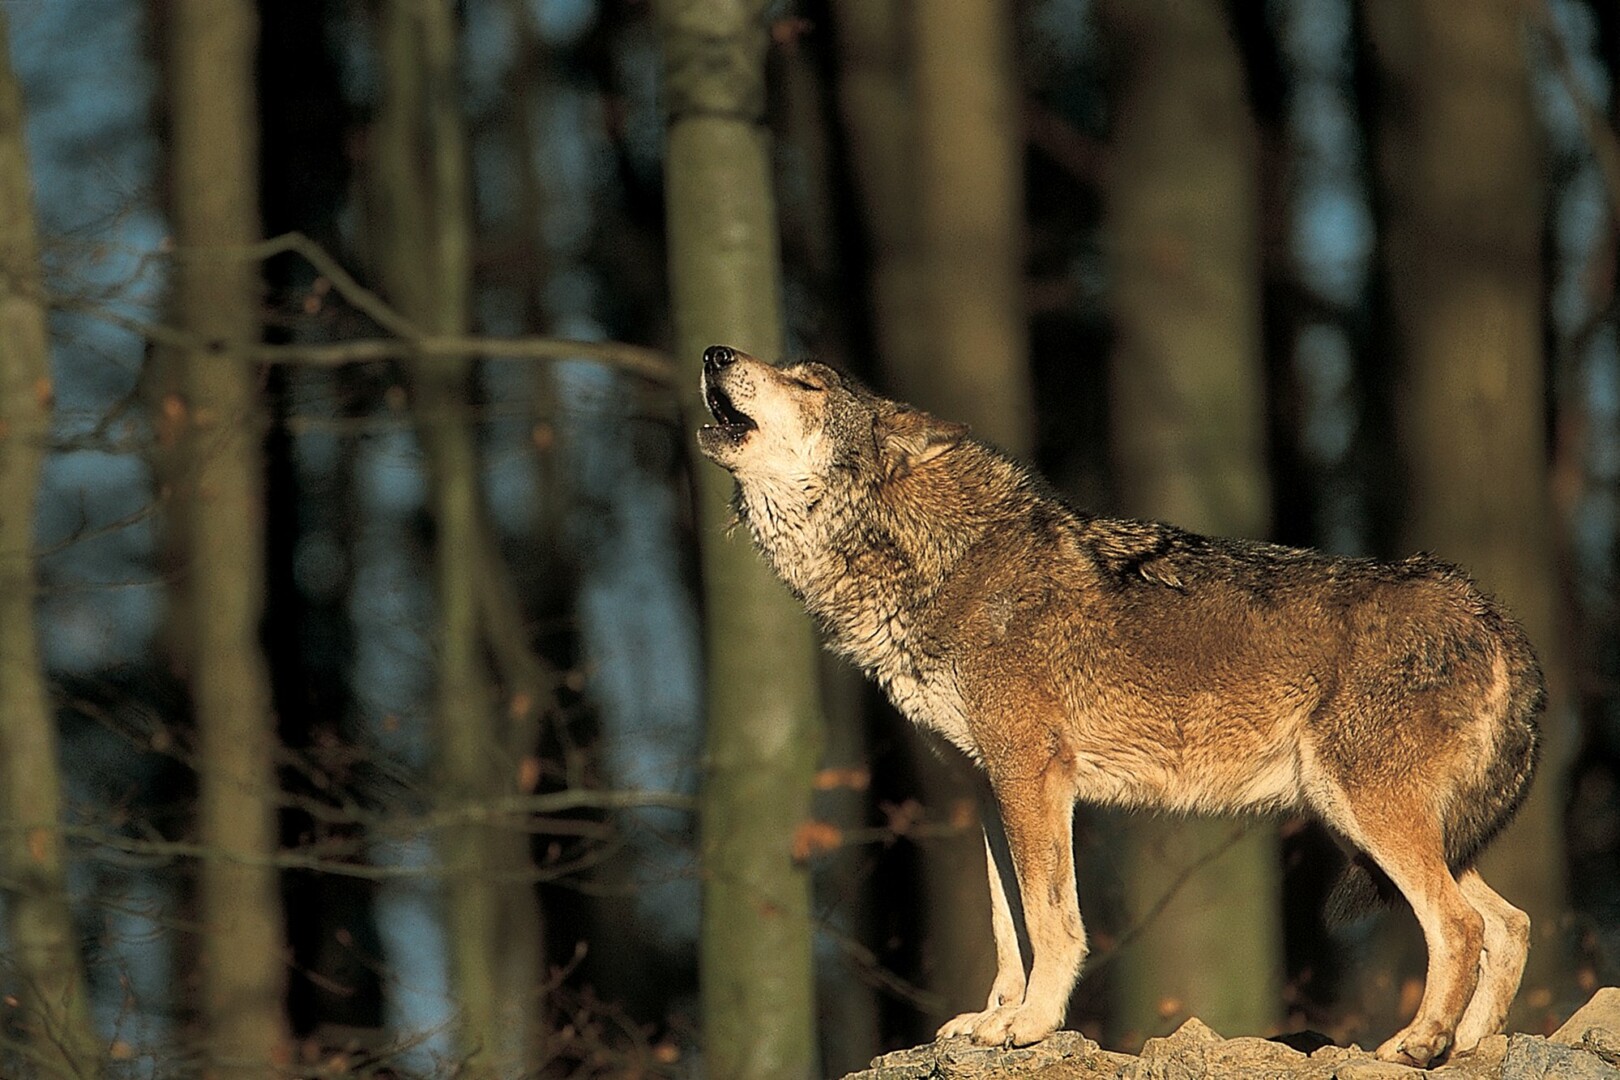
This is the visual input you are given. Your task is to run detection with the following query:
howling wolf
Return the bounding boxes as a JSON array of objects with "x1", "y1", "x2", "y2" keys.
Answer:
[{"x1": 694, "y1": 345, "x2": 1542, "y2": 1067}]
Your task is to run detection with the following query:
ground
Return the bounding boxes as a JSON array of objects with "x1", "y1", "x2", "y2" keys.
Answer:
[{"x1": 840, "y1": 988, "x2": 1620, "y2": 1080}]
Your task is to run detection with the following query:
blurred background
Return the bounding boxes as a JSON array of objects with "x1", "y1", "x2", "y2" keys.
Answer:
[{"x1": 0, "y1": 0, "x2": 1616, "y2": 1076}]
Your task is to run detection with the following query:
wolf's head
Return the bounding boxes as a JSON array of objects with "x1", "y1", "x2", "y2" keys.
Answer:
[{"x1": 695, "y1": 345, "x2": 967, "y2": 496}]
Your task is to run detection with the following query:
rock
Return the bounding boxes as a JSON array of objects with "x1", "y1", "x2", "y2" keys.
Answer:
[
  {"x1": 1121, "y1": 1022, "x2": 1313, "y2": 1079},
  {"x1": 1579, "y1": 1028, "x2": 1620, "y2": 1069},
  {"x1": 1030, "y1": 1045, "x2": 1141, "y2": 1080},
  {"x1": 1126, "y1": 1018, "x2": 1224, "y2": 1080},
  {"x1": 1435, "y1": 1033, "x2": 1509, "y2": 1078},
  {"x1": 1549, "y1": 986, "x2": 1620, "y2": 1074},
  {"x1": 1553, "y1": 990, "x2": 1620, "y2": 1048},
  {"x1": 1501, "y1": 1033, "x2": 1620, "y2": 1079},
  {"x1": 1307, "y1": 1044, "x2": 1358, "y2": 1068},
  {"x1": 845, "y1": 1030, "x2": 1102, "y2": 1080},
  {"x1": 1204, "y1": 1036, "x2": 1309, "y2": 1078},
  {"x1": 838, "y1": 997, "x2": 1620, "y2": 1080},
  {"x1": 1274, "y1": 1031, "x2": 1340, "y2": 1055},
  {"x1": 1162, "y1": 1018, "x2": 1225, "y2": 1046},
  {"x1": 1333, "y1": 1061, "x2": 1426, "y2": 1079}
]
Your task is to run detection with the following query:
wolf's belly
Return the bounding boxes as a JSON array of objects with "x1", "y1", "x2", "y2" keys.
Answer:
[{"x1": 1064, "y1": 704, "x2": 1307, "y2": 814}]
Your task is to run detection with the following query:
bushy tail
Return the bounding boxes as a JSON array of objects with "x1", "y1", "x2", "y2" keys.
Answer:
[
  {"x1": 1326, "y1": 624, "x2": 1544, "y2": 927},
  {"x1": 1324, "y1": 853, "x2": 1398, "y2": 927}
]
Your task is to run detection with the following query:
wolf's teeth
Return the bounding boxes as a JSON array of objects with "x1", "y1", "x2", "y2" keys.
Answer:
[{"x1": 704, "y1": 383, "x2": 756, "y2": 431}]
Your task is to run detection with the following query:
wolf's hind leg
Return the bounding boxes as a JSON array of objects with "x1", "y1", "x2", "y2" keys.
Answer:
[
  {"x1": 1452, "y1": 868, "x2": 1529, "y2": 1053},
  {"x1": 1346, "y1": 807, "x2": 1484, "y2": 1067},
  {"x1": 937, "y1": 826, "x2": 1028, "y2": 1040}
]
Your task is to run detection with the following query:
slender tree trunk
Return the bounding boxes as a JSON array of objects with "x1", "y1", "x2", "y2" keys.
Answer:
[
  {"x1": 370, "y1": 2, "x2": 546, "y2": 1073},
  {"x1": 659, "y1": 2, "x2": 824, "y2": 1075},
  {"x1": 909, "y1": 4, "x2": 1037, "y2": 1019},
  {"x1": 833, "y1": 0, "x2": 1028, "y2": 1027},
  {"x1": 1098, "y1": 0, "x2": 1284, "y2": 1045},
  {"x1": 909, "y1": 0, "x2": 1033, "y2": 451},
  {"x1": 0, "y1": 12, "x2": 101, "y2": 1076},
  {"x1": 1361, "y1": 0, "x2": 1571, "y2": 1028},
  {"x1": 165, "y1": 1, "x2": 293, "y2": 1073},
  {"x1": 836, "y1": 0, "x2": 1033, "y2": 446},
  {"x1": 777, "y1": 25, "x2": 884, "y2": 1069},
  {"x1": 834, "y1": 0, "x2": 929, "y2": 395}
]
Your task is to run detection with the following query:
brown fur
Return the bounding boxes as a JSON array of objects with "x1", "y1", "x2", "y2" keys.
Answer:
[{"x1": 694, "y1": 346, "x2": 1543, "y2": 1065}]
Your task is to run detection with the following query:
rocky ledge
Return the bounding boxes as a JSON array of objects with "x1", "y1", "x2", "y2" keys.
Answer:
[{"x1": 841, "y1": 988, "x2": 1620, "y2": 1080}]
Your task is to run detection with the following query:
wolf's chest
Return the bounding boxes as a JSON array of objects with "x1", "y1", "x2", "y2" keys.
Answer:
[
  {"x1": 829, "y1": 607, "x2": 977, "y2": 757},
  {"x1": 879, "y1": 664, "x2": 977, "y2": 757}
]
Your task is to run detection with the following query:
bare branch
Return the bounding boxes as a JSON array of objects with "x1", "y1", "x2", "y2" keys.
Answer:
[
  {"x1": 50, "y1": 295, "x2": 678, "y2": 385},
  {"x1": 29, "y1": 787, "x2": 694, "y2": 884}
]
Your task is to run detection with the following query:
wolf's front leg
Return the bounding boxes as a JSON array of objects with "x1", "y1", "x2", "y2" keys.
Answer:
[
  {"x1": 942, "y1": 766, "x2": 1086, "y2": 1047},
  {"x1": 937, "y1": 826, "x2": 1027, "y2": 1039}
]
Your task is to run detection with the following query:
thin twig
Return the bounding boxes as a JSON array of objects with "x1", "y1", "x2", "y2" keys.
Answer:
[
  {"x1": 172, "y1": 231, "x2": 424, "y2": 340},
  {"x1": 1, "y1": 789, "x2": 696, "y2": 883},
  {"x1": 822, "y1": 923, "x2": 948, "y2": 1015},
  {"x1": 52, "y1": 296, "x2": 677, "y2": 385},
  {"x1": 1083, "y1": 820, "x2": 1255, "y2": 976}
]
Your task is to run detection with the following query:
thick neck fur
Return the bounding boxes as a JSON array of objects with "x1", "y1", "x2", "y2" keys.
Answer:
[{"x1": 733, "y1": 439, "x2": 1032, "y2": 661}]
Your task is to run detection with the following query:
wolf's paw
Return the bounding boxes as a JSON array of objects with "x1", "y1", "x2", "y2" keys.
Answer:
[
  {"x1": 936, "y1": 1009, "x2": 991, "y2": 1041},
  {"x1": 954, "y1": 1003, "x2": 1061, "y2": 1048},
  {"x1": 935, "y1": 977, "x2": 1029, "y2": 1043},
  {"x1": 1376, "y1": 1021, "x2": 1452, "y2": 1068}
]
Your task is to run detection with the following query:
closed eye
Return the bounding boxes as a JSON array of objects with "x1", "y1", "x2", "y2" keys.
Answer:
[{"x1": 791, "y1": 378, "x2": 825, "y2": 392}]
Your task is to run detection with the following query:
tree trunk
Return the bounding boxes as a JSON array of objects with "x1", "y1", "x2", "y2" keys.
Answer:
[
  {"x1": 370, "y1": 1, "x2": 546, "y2": 1073},
  {"x1": 834, "y1": 0, "x2": 929, "y2": 399},
  {"x1": 658, "y1": 1, "x2": 824, "y2": 1075},
  {"x1": 909, "y1": 0, "x2": 1034, "y2": 452},
  {"x1": 165, "y1": 0, "x2": 293, "y2": 1073},
  {"x1": 1098, "y1": 0, "x2": 1284, "y2": 1045},
  {"x1": 777, "y1": 24, "x2": 884, "y2": 1070},
  {"x1": 1361, "y1": 0, "x2": 1571, "y2": 1028},
  {"x1": 910, "y1": 2, "x2": 1037, "y2": 1019},
  {"x1": 833, "y1": 0, "x2": 1031, "y2": 1028},
  {"x1": 0, "y1": 11, "x2": 101, "y2": 1076}
]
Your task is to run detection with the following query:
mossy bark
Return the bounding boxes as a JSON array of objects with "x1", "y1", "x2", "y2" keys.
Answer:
[
  {"x1": 833, "y1": 0, "x2": 1032, "y2": 1026},
  {"x1": 908, "y1": 0, "x2": 1033, "y2": 455},
  {"x1": 1362, "y1": 0, "x2": 1570, "y2": 1028},
  {"x1": 1098, "y1": 0, "x2": 1285, "y2": 1045},
  {"x1": 371, "y1": 1, "x2": 546, "y2": 1072},
  {"x1": 0, "y1": 10, "x2": 101, "y2": 1075},
  {"x1": 165, "y1": 0, "x2": 293, "y2": 1073},
  {"x1": 658, "y1": 1, "x2": 824, "y2": 1075}
]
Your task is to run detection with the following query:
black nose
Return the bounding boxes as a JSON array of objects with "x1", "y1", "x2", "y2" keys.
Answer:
[{"x1": 703, "y1": 345, "x2": 736, "y2": 372}]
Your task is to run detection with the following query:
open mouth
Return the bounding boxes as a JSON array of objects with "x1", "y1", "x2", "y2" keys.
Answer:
[{"x1": 703, "y1": 381, "x2": 757, "y2": 437}]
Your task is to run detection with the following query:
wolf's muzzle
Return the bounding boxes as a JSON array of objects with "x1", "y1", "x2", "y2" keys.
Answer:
[{"x1": 703, "y1": 344, "x2": 737, "y2": 372}]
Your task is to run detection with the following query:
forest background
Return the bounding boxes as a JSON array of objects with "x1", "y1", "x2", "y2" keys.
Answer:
[{"x1": 0, "y1": 0, "x2": 1617, "y2": 1078}]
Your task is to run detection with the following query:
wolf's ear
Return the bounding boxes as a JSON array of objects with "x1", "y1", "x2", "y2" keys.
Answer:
[{"x1": 876, "y1": 408, "x2": 968, "y2": 478}]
